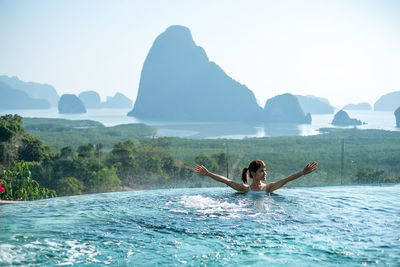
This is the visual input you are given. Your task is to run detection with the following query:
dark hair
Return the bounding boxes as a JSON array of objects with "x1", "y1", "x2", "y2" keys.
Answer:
[{"x1": 241, "y1": 160, "x2": 266, "y2": 184}]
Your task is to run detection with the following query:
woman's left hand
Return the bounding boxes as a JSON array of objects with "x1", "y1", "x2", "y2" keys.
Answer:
[{"x1": 303, "y1": 161, "x2": 318, "y2": 175}]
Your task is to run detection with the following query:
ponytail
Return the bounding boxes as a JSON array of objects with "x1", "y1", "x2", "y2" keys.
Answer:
[{"x1": 242, "y1": 167, "x2": 248, "y2": 184}]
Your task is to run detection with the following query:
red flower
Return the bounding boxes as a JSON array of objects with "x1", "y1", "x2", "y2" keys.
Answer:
[{"x1": 0, "y1": 183, "x2": 5, "y2": 193}]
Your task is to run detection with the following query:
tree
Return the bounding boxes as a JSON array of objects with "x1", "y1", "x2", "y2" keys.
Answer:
[
  {"x1": 162, "y1": 154, "x2": 179, "y2": 176},
  {"x1": 56, "y1": 177, "x2": 85, "y2": 196},
  {"x1": 212, "y1": 152, "x2": 228, "y2": 174},
  {"x1": 18, "y1": 134, "x2": 51, "y2": 162},
  {"x1": 142, "y1": 137, "x2": 171, "y2": 148},
  {"x1": 77, "y1": 143, "x2": 94, "y2": 158},
  {"x1": 60, "y1": 146, "x2": 75, "y2": 159},
  {"x1": 107, "y1": 140, "x2": 137, "y2": 181},
  {"x1": 0, "y1": 114, "x2": 24, "y2": 142},
  {"x1": 354, "y1": 168, "x2": 386, "y2": 184},
  {"x1": 0, "y1": 142, "x2": 15, "y2": 171},
  {"x1": 0, "y1": 114, "x2": 25, "y2": 169},
  {"x1": 89, "y1": 167, "x2": 121, "y2": 193},
  {"x1": 136, "y1": 149, "x2": 162, "y2": 175},
  {"x1": 195, "y1": 153, "x2": 219, "y2": 173}
]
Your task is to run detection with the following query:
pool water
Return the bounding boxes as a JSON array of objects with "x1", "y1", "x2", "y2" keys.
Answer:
[{"x1": 1, "y1": 185, "x2": 399, "y2": 266}]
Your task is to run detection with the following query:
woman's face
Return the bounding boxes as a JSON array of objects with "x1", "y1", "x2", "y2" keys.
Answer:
[{"x1": 252, "y1": 166, "x2": 267, "y2": 181}]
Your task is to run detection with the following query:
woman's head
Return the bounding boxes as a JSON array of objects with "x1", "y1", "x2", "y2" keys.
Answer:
[{"x1": 241, "y1": 160, "x2": 266, "y2": 184}]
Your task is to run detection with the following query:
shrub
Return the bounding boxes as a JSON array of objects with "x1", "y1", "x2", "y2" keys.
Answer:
[
  {"x1": 0, "y1": 161, "x2": 56, "y2": 200},
  {"x1": 0, "y1": 114, "x2": 24, "y2": 142},
  {"x1": 195, "y1": 153, "x2": 219, "y2": 173},
  {"x1": 89, "y1": 167, "x2": 121, "y2": 193},
  {"x1": 56, "y1": 177, "x2": 85, "y2": 196}
]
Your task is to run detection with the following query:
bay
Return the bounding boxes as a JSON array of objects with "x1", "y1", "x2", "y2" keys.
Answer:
[{"x1": 1, "y1": 108, "x2": 398, "y2": 139}]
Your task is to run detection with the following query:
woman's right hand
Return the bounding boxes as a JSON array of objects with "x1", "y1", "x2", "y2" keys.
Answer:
[
  {"x1": 302, "y1": 161, "x2": 318, "y2": 175},
  {"x1": 194, "y1": 165, "x2": 210, "y2": 177}
]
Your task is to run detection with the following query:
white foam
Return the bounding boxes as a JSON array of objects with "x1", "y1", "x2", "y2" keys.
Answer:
[
  {"x1": 0, "y1": 244, "x2": 31, "y2": 265},
  {"x1": 180, "y1": 195, "x2": 241, "y2": 210},
  {"x1": 178, "y1": 195, "x2": 250, "y2": 218},
  {"x1": 57, "y1": 240, "x2": 100, "y2": 265},
  {"x1": 179, "y1": 195, "x2": 276, "y2": 216},
  {"x1": 45, "y1": 238, "x2": 62, "y2": 247}
]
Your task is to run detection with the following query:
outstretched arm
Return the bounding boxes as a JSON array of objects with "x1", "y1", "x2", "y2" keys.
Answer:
[
  {"x1": 266, "y1": 162, "x2": 318, "y2": 193},
  {"x1": 194, "y1": 165, "x2": 248, "y2": 192}
]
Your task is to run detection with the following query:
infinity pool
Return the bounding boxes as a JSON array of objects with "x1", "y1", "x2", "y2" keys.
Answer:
[{"x1": 1, "y1": 185, "x2": 399, "y2": 266}]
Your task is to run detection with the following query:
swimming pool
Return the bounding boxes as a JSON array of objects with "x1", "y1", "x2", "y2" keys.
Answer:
[{"x1": 1, "y1": 185, "x2": 399, "y2": 266}]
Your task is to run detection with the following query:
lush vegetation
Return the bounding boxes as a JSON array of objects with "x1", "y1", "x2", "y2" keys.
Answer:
[
  {"x1": 0, "y1": 115, "x2": 56, "y2": 200},
  {"x1": 1, "y1": 114, "x2": 399, "y2": 200},
  {"x1": 0, "y1": 115, "x2": 54, "y2": 171},
  {"x1": 23, "y1": 118, "x2": 156, "y2": 150},
  {"x1": 0, "y1": 161, "x2": 56, "y2": 200},
  {"x1": 165, "y1": 127, "x2": 400, "y2": 186}
]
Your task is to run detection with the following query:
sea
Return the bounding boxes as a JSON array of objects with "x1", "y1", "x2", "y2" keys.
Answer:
[{"x1": 0, "y1": 108, "x2": 398, "y2": 139}]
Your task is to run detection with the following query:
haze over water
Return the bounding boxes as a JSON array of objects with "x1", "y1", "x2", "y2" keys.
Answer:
[{"x1": 1, "y1": 108, "x2": 398, "y2": 139}]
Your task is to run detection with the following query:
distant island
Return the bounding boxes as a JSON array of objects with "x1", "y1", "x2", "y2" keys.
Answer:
[
  {"x1": 58, "y1": 94, "x2": 87, "y2": 114},
  {"x1": 0, "y1": 75, "x2": 133, "y2": 111},
  {"x1": 342, "y1": 102, "x2": 372, "y2": 110},
  {"x1": 0, "y1": 26, "x2": 346, "y2": 123},
  {"x1": 296, "y1": 95, "x2": 335, "y2": 114},
  {"x1": 79, "y1": 91, "x2": 101, "y2": 109},
  {"x1": 0, "y1": 81, "x2": 51, "y2": 109},
  {"x1": 128, "y1": 25, "x2": 262, "y2": 122},
  {"x1": 0, "y1": 75, "x2": 59, "y2": 107},
  {"x1": 78, "y1": 91, "x2": 132, "y2": 109},
  {"x1": 263, "y1": 93, "x2": 311, "y2": 124},
  {"x1": 395, "y1": 107, "x2": 400, "y2": 127},
  {"x1": 8, "y1": 25, "x2": 395, "y2": 123},
  {"x1": 374, "y1": 91, "x2": 400, "y2": 111},
  {"x1": 102, "y1": 93, "x2": 132, "y2": 109},
  {"x1": 331, "y1": 110, "x2": 363, "y2": 126}
]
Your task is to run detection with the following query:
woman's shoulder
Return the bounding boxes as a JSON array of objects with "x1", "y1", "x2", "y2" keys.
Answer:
[
  {"x1": 240, "y1": 184, "x2": 250, "y2": 192},
  {"x1": 225, "y1": 180, "x2": 249, "y2": 192}
]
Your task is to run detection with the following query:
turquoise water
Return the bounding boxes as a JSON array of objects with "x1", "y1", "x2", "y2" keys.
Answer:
[{"x1": 1, "y1": 185, "x2": 399, "y2": 266}]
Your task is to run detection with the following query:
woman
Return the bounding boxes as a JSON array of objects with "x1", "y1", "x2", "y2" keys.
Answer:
[{"x1": 194, "y1": 160, "x2": 318, "y2": 193}]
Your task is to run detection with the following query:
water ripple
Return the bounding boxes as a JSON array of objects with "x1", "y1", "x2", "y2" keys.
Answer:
[{"x1": 1, "y1": 185, "x2": 400, "y2": 266}]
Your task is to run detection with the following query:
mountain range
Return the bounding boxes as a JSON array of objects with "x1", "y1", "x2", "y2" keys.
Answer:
[
  {"x1": 0, "y1": 75, "x2": 59, "y2": 107},
  {"x1": 2, "y1": 25, "x2": 398, "y2": 122},
  {"x1": 0, "y1": 75, "x2": 132, "y2": 113},
  {"x1": 0, "y1": 81, "x2": 51, "y2": 109}
]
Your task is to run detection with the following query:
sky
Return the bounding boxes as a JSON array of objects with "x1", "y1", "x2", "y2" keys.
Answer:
[{"x1": 1, "y1": 0, "x2": 399, "y2": 108}]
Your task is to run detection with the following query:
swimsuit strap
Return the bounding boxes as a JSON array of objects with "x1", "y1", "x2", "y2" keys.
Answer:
[{"x1": 248, "y1": 185, "x2": 266, "y2": 193}]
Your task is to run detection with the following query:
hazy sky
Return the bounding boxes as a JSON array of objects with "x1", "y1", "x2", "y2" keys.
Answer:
[{"x1": 1, "y1": 0, "x2": 399, "y2": 108}]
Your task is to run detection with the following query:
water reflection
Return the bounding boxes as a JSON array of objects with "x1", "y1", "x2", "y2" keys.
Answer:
[
  {"x1": 154, "y1": 122, "x2": 305, "y2": 139},
  {"x1": 263, "y1": 123, "x2": 302, "y2": 137}
]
